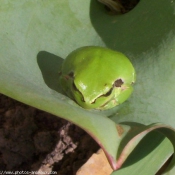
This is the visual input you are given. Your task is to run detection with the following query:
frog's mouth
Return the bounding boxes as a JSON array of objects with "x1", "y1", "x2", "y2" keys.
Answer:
[
  {"x1": 72, "y1": 78, "x2": 124, "y2": 107},
  {"x1": 97, "y1": 78, "x2": 124, "y2": 108},
  {"x1": 95, "y1": 78, "x2": 124, "y2": 103}
]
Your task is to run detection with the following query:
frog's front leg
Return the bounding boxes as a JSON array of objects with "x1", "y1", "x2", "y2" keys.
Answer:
[{"x1": 98, "y1": 0, "x2": 126, "y2": 14}]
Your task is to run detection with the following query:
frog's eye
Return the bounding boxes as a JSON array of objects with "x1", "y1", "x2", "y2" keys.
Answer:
[
  {"x1": 114, "y1": 79, "x2": 123, "y2": 87},
  {"x1": 68, "y1": 71, "x2": 74, "y2": 78},
  {"x1": 102, "y1": 79, "x2": 124, "y2": 97}
]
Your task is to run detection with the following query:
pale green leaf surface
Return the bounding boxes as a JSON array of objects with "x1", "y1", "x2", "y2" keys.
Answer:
[
  {"x1": 0, "y1": 0, "x2": 175, "y2": 174},
  {"x1": 112, "y1": 123, "x2": 175, "y2": 174},
  {"x1": 111, "y1": 133, "x2": 173, "y2": 175}
]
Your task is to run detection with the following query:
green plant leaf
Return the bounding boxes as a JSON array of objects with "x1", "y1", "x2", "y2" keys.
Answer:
[
  {"x1": 1, "y1": 0, "x2": 175, "y2": 174},
  {"x1": 111, "y1": 132, "x2": 173, "y2": 175},
  {"x1": 111, "y1": 122, "x2": 175, "y2": 174}
]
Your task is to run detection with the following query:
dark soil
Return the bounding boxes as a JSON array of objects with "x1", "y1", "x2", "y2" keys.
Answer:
[{"x1": 0, "y1": 93, "x2": 99, "y2": 174}]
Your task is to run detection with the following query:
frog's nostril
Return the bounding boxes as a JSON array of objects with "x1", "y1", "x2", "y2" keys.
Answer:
[{"x1": 114, "y1": 79, "x2": 123, "y2": 87}]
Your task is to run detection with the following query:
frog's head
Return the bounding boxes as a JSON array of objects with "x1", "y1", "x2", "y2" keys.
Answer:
[{"x1": 59, "y1": 46, "x2": 136, "y2": 110}]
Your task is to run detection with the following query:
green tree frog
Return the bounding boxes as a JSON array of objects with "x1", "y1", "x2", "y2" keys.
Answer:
[{"x1": 59, "y1": 46, "x2": 136, "y2": 110}]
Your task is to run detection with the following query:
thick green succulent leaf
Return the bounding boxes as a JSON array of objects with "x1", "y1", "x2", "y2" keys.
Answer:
[
  {"x1": 111, "y1": 132, "x2": 173, "y2": 175},
  {"x1": 0, "y1": 0, "x2": 175, "y2": 174},
  {"x1": 111, "y1": 122, "x2": 175, "y2": 174}
]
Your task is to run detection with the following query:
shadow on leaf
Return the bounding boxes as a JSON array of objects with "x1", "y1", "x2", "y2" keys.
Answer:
[
  {"x1": 37, "y1": 51, "x2": 64, "y2": 94},
  {"x1": 115, "y1": 122, "x2": 165, "y2": 169},
  {"x1": 90, "y1": 0, "x2": 175, "y2": 56},
  {"x1": 121, "y1": 131, "x2": 165, "y2": 168}
]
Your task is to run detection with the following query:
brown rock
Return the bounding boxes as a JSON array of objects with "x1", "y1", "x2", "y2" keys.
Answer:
[{"x1": 76, "y1": 149, "x2": 113, "y2": 175}]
